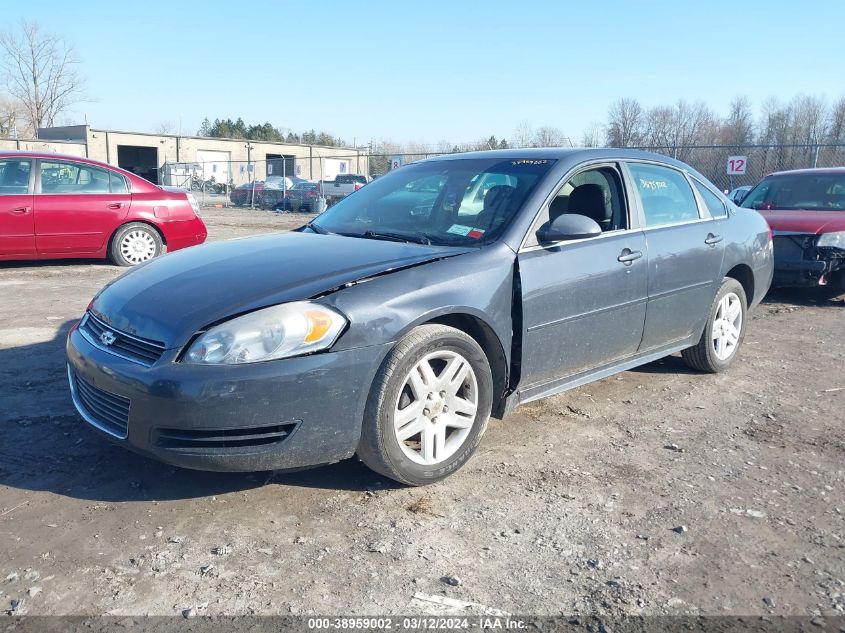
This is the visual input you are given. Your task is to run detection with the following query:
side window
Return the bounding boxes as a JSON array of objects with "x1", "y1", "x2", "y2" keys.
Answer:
[
  {"x1": 692, "y1": 179, "x2": 727, "y2": 218},
  {"x1": 0, "y1": 159, "x2": 32, "y2": 195},
  {"x1": 110, "y1": 172, "x2": 128, "y2": 193},
  {"x1": 628, "y1": 163, "x2": 700, "y2": 227},
  {"x1": 525, "y1": 166, "x2": 627, "y2": 247},
  {"x1": 41, "y1": 161, "x2": 114, "y2": 194}
]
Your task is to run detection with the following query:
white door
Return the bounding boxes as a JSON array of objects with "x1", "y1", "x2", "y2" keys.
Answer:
[{"x1": 196, "y1": 150, "x2": 231, "y2": 185}]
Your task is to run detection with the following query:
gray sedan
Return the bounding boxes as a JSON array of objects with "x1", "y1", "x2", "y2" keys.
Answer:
[{"x1": 66, "y1": 149, "x2": 773, "y2": 485}]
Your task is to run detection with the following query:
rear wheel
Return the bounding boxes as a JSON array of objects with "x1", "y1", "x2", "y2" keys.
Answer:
[
  {"x1": 682, "y1": 278, "x2": 747, "y2": 372},
  {"x1": 109, "y1": 223, "x2": 163, "y2": 266},
  {"x1": 357, "y1": 325, "x2": 493, "y2": 485}
]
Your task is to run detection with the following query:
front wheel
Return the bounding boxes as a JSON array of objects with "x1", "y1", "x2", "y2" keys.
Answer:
[
  {"x1": 682, "y1": 278, "x2": 747, "y2": 372},
  {"x1": 357, "y1": 324, "x2": 493, "y2": 485},
  {"x1": 109, "y1": 222, "x2": 163, "y2": 266}
]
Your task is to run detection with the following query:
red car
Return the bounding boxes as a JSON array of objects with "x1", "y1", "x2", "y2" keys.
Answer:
[
  {"x1": 740, "y1": 167, "x2": 845, "y2": 293},
  {"x1": 0, "y1": 152, "x2": 207, "y2": 266},
  {"x1": 229, "y1": 180, "x2": 264, "y2": 207}
]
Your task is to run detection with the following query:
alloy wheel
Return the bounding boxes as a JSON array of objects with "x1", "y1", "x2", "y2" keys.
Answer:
[
  {"x1": 712, "y1": 291, "x2": 742, "y2": 360},
  {"x1": 393, "y1": 350, "x2": 478, "y2": 466}
]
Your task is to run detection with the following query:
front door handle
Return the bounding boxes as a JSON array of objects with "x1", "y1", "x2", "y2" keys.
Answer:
[
  {"x1": 705, "y1": 233, "x2": 723, "y2": 246},
  {"x1": 107, "y1": 203, "x2": 124, "y2": 210},
  {"x1": 10, "y1": 206, "x2": 30, "y2": 215},
  {"x1": 617, "y1": 248, "x2": 643, "y2": 265}
]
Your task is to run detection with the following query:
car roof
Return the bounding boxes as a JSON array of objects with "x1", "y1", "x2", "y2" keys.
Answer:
[
  {"x1": 0, "y1": 150, "x2": 159, "y2": 192},
  {"x1": 767, "y1": 167, "x2": 845, "y2": 177},
  {"x1": 415, "y1": 147, "x2": 698, "y2": 172}
]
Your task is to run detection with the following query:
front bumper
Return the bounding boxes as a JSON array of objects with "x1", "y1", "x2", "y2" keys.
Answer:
[
  {"x1": 66, "y1": 324, "x2": 389, "y2": 472},
  {"x1": 772, "y1": 234, "x2": 844, "y2": 287}
]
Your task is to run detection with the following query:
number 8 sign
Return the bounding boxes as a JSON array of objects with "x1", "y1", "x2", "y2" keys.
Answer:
[{"x1": 727, "y1": 156, "x2": 747, "y2": 175}]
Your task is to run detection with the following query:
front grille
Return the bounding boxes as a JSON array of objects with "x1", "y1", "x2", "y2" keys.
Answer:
[
  {"x1": 70, "y1": 370, "x2": 130, "y2": 439},
  {"x1": 80, "y1": 313, "x2": 166, "y2": 366},
  {"x1": 772, "y1": 234, "x2": 813, "y2": 261},
  {"x1": 154, "y1": 423, "x2": 297, "y2": 450}
]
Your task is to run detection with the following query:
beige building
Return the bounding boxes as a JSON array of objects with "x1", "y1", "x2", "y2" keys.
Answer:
[{"x1": 1, "y1": 125, "x2": 369, "y2": 186}]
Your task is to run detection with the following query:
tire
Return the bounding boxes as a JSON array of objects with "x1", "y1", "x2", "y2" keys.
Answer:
[
  {"x1": 109, "y1": 222, "x2": 164, "y2": 267},
  {"x1": 682, "y1": 278, "x2": 747, "y2": 373},
  {"x1": 357, "y1": 324, "x2": 493, "y2": 486}
]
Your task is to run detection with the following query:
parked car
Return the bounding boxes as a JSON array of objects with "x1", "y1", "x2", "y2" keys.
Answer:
[
  {"x1": 261, "y1": 175, "x2": 309, "y2": 209},
  {"x1": 230, "y1": 181, "x2": 264, "y2": 207},
  {"x1": 322, "y1": 173, "x2": 370, "y2": 204},
  {"x1": 66, "y1": 149, "x2": 772, "y2": 485},
  {"x1": 277, "y1": 181, "x2": 322, "y2": 212},
  {"x1": 727, "y1": 185, "x2": 753, "y2": 205},
  {"x1": 0, "y1": 152, "x2": 207, "y2": 266},
  {"x1": 740, "y1": 167, "x2": 845, "y2": 293}
]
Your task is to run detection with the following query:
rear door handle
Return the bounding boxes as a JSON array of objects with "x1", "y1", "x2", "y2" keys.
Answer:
[
  {"x1": 617, "y1": 248, "x2": 643, "y2": 265},
  {"x1": 705, "y1": 233, "x2": 723, "y2": 246},
  {"x1": 10, "y1": 206, "x2": 30, "y2": 214},
  {"x1": 107, "y1": 203, "x2": 124, "y2": 210}
]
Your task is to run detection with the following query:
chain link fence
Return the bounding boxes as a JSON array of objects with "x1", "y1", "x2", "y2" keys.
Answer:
[
  {"x1": 365, "y1": 144, "x2": 845, "y2": 194},
  {"x1": 157, "y1": 154, "x2": 371, "y2": 208}
]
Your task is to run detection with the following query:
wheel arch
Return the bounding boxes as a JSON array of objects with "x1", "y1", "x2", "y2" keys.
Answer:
[
  {"x1": 724, "y1": 263, "x2": 754, "y2": 304},
  {"x1": 418, "y1": 312, "x2": 510, "y2": 420},
  {"x1": 108, "y1": 220, "x2": 167, "y2": 249}
]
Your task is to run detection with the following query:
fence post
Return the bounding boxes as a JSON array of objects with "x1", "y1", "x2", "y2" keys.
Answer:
[{"x1": 813, "y1": 145, "x2": 820, "y2": 168}]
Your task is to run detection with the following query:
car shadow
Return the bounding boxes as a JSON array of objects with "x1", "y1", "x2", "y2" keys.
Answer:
[
  {"x1": 763, "y1": 286, "x2": 845, "y2": 308},
  {"x1": 628, "y1": 353, "x2": 702, "y2": 376},
  {"x1": 0, "y1": 258, "x2": 108, "y2": 270},
  {"x1": 0, "y1": 323, "x2": 397, "y2": 503}
]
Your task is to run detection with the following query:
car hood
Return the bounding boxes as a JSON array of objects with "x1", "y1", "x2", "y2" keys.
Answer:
[
  {"x1": 91, "y1": 232, "x2": 473, "y2": 348},
  {"x1": 758, "y1": 209, "x2": 845, "y2": 234}
]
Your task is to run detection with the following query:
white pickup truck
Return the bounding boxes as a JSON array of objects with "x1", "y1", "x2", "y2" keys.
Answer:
[{"x1": 321, "y1": 173, "x2": 370, "y2": 204}]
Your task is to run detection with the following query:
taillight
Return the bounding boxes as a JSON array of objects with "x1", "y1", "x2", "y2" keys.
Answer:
[{"x1": 354, "y1": 183, "x2": 362, "y2": 191}]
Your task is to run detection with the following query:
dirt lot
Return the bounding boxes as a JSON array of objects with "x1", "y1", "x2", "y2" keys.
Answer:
[{"x1": 1, "y1": 207, "x2": 843, "y2": 618}]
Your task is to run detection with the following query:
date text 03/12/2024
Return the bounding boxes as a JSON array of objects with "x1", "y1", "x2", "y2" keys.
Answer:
[{"x1": 307, "y1": 616, "x2": 528, "y2": 630}]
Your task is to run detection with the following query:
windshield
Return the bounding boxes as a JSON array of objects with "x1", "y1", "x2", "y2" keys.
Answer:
[
  {"x1": 741, "y1": 173, "x2": 845, "y2": 211},
  {"x1": 310, "y1": 158, "x2": 556, "y2": 246}
]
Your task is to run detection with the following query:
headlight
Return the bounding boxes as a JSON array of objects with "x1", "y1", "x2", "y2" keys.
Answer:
[
  {"x1": 184, "y1": 302, "x2": 346, "y2": 365},
  {"x1": 817, "y1": 231, "x2": 845, "y2": 249}
]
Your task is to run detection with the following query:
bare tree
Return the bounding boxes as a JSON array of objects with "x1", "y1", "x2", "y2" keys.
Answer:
[
  {"x1": 606, "y1": 98, "x2": 644, "y2": 147},
  {"x1": 0, "y1": 20, "x2": 84, "y2": 133},
  {"x1": 827, "y1": 97, "x2": 845, "y2": 143},
  {"x1": 533, "y1": 126, "x2": 569, "y2": 147},
  {"x1": 720, "y1": 95, "x2": 755, "y2": 146},
  {"x1": 512, "y1": 120, "x2": 534, "y2": 148},
  {"x1": 0, "y1": 95, "x2": 28, "y2": 136},
  {"x1": 580, "y1": 122, "x2": 604, "y2": 148}
]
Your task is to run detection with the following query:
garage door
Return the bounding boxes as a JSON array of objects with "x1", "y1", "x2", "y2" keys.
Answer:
[{"x1": 196, "y1": 150, "x2": 231, "y2": 186}]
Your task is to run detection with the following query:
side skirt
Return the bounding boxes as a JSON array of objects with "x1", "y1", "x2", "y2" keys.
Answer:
[{"x1": 512, "y1": 337, "x2": 697, "y2": 408}]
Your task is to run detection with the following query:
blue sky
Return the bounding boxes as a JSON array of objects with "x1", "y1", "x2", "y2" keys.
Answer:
[{"x1": 6, "y1": 0, "x2": 844, "y2": 145}]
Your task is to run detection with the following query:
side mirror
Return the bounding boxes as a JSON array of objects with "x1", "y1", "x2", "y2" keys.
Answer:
[{"x1": 537, "y1": 213, "x2": 602, "y2": 243}]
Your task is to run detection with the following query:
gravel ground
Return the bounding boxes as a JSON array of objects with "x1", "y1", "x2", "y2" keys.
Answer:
[{"x1": 0, "y1": 207, "x2": 843, "y2": 618}]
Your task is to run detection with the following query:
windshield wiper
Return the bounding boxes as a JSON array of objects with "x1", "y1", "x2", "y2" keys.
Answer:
[
  {"x1": 360, "y1": 231, "x2": 432, "y2": 245},
  {"x1": 305, "y1": 222, "x2": 332, "y2": 235}
]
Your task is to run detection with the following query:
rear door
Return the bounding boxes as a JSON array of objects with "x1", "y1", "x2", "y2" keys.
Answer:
[
  {"x1": 625, "y1": 161, "x2": 726, "y2": 351},
  {"x1": 34, "y1": 159, "x2": 132, "y2": 255},
  {"x1": 0, "y1": 157, "x2": 35, "y2": 258}
]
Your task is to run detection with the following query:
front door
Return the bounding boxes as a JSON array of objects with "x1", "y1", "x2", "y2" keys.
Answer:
[
  {"x1": 0, "y1": 157, "x2": 35, "y2": 258},
  {"x1": 34, "y1": 159, "x2": 131, "y2": 255},
  {"x1": 625, "y1": 162, "x2": 726, "y2": 350},
  {"x1": 518, "y1": 164, "x2": 648, "y2": 392}
]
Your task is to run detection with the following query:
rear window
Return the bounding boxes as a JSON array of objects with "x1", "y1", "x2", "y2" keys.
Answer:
[
  {"x1": 0, "y1": 158, "x2": 32, "y2": 195},
  {"x1": 335, "y1": 174, "x2": 366, "y2": 184},
  {"x1": 741, "y1": 173, "x2": 845, "y2": 211}
]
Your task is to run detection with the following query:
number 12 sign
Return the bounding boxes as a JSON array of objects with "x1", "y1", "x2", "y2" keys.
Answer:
[{"x1": 727, "y1": 156, "x2": 747, "y2": 175}]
